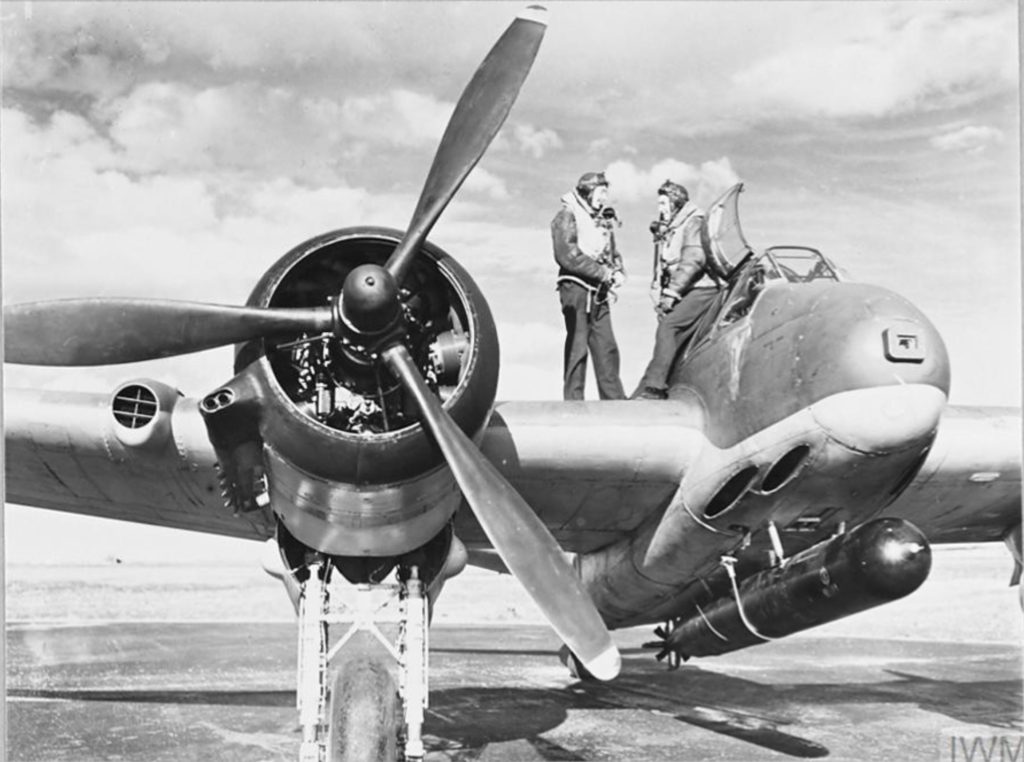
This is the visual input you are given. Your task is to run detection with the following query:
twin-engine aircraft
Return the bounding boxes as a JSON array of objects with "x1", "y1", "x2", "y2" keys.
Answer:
[{"x1": 4, "y1": 6, "x2": 1021, "y2": 762}]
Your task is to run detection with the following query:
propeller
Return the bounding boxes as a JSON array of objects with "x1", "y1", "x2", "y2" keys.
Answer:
[
  {"x1": 349, "y1": 6, "x2": 621, "y2": 680},
  {"x1": 4, "y1": 4, "x2": 622, "y2": 680},
  {"x1": 3, "y1": 6, "x2": 550, "y2": 366},
  {"x1": 384, "y1": 343, "x2": 621, "y2": 681},
  {"x1": 385, "y1": 5, "x2": 548, "y2": 286},
  {"x1": 4, "y1": 299, "x2": 332, "y2": 366}
]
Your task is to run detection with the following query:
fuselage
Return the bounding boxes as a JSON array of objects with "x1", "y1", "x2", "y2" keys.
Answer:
[
  {"x1": 183, "y1": 227, "x2": 955, "y2": 625},
  {"x1": 678, "y1": 273, "x2": 950, "y2": 447},
  {"x1": 226, "y1": 230, "x2": 953, "y2": 621},
  {"x1": 575, "y1": 266, "x2": 951, "y2": 629}
]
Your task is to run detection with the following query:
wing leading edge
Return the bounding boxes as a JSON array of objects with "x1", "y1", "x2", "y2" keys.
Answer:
[
  {"x1": 10, "y1": 384, "x2": 1013, "y2": 556},
  {"x1": 4, "y1": 385, "x2": 270, "y2": 541},
  {"x1": 4, "y1": 387, "x2": 711, "y2": 552},
  {"x1": 881, "y1": 404, "x2": 1021, "y2": 543},
  {"x1": 458, "y1": 399, "x2": 708, "y2": 554}
]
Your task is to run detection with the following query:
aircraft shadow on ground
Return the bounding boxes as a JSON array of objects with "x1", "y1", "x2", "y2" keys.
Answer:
[
  {"x1": 580, "y1": 656, "x2": 1023, "y2": 751},
  {"x1": 425, "y1": 684, "x2": 829, "y2": 759},
  {"x1": 7, "y1": 655, "x2": 1020, "y2": 760},
  {"x1": 424, "y1": 653, "x2": 1021, "y2": 759}
]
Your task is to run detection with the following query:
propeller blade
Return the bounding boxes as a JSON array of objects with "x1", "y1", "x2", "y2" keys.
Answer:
[
  {"x1": 385, "y1": 6, "x2": 548, "y2": 285},
  {"x1": 383, "y1": 343, "x2": 620, "y2": 681},
  {"x1": 4, "y1": 299, "x2": 333, "y2": 366}
]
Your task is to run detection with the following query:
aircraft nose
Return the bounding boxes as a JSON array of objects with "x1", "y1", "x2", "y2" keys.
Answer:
[
  {"x1": 801, "y1": 284, "x2": 950, "y2": 454},
  {"x1": 810, "y1": 383, "x2": 946, "y2": 454}
]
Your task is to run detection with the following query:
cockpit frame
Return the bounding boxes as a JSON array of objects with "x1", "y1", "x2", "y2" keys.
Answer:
[
  {"x1": 681, "y1": 246, "x2": 843, "y2": 364},
  {"x1": 760, "y1": 246, "x2": 841, "y2": 284}
]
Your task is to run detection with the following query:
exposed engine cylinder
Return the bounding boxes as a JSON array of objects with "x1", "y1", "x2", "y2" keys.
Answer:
[
  {"x1": 660, "y1": 518, "x2": 931, "y2": 660},
  {"x1": 199, "y1": 227, "x2": 500, "y2": 556}
]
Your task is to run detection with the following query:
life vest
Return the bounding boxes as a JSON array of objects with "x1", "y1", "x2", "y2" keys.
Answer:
[
  {"x1": 561, "y1": 191, "x2": 611, "y2": 262},
  {"x1": 659, "y1": 201, "x2": 724, "y2": 288}
]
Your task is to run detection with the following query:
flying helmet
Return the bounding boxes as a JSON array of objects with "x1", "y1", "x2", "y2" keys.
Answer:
[
  {"x1": 657, "y1": 180, "x2": 689, "y2": 212},
  {"x1": 576, "y1": 171, "x2": 609, "y2": 202}
]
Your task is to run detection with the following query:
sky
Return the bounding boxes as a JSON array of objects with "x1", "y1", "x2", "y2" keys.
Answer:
[{"x1": 1, "y1": 0, "x2": 1020, "y2": 564}]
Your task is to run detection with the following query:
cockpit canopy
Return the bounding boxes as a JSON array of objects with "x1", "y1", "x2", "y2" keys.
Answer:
[
  {"x1": 684, "y1": 188, "x2": 850, "y2": 355},
  {"x1": 705, "y1": 184, "x2": 844, "y2": 286},
  {"x1": 760, "y1": 246, "x2": 843, "y2": 284},
  {"x1": 710, "y1": 247, "x2": 845, "y2": 333}
]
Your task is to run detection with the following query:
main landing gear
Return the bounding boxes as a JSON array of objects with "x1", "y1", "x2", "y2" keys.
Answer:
[{"x1": 294, "y1": 559, "x2": 429, "y2": 762}]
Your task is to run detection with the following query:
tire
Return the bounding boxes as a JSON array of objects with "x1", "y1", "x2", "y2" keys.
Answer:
[{"x1": 326, "y1": 655, "x2": 401, "y2": 762}]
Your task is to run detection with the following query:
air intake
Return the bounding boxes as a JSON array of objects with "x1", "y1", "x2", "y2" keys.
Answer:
[{"x1": 112, "y1": 384, "x2": 159, "y2": 429}]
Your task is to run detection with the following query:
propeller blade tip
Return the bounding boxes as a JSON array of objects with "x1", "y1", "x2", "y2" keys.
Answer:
[
  {"x1": 518, "y1": 4, "x2": 548, "y2": 26},
  {"x1": 582, "y1": 644, "x2": 622, "y2": 682}
]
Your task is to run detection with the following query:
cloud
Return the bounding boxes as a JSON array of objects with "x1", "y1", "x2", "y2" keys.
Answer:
[
  {"x1": 605, "y1": 157, "x2": 742, "y2": 207},
  {"x1": 3, "y1": 2, "x2": 1018, "y2": 413},
  {"x1": 2, "y1": 107, "x2": 221, "y2": 291},
  {"x1": 429, "y1": 218, "x2": 550, "y2": 281},
  {"x1": 930, "y1": 125, "x2": 1004, "y2": 154},
  {"x1": 1, "y1": 105, "x2": 416, "y2": 305},
  {"x1": 488, "y1": 320, "x2": 565, "y2": 401},
  {"x1": 493, "y1": 320, "x2": 564, "y2": 360},
  {"x1": 0, "y1": 0, "x2": 546, "y2": 156},
  {"x1": 95, "y1": 82, "x2": 453, "y2": 179},
  {"x1": 513, "y1": 124, "x2": 562, "y2": 159},
  {"x1": 464, "y1": 167, "x2": 510, "y2": 200},
  {"x1": 731, "y1": 4, "x2": 1017, "y2": 119},
  {"x1": 2, "y1": 10, "x2": 156, "y2": 102},
  {"x1": 337, "y1": 89, "x2": 452, "y2": 148},
  {"x1": 0, "y1": 4, "x2": 388, "y2": 97},
  {"x1": 103, "y1": 82, "x2": 272, "y2": 173}
]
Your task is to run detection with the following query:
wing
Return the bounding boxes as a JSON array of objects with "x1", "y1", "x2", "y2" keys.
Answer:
[
  {"x1": 456, "y1": 399, "x2": 709, "y2": 554},
  {"x1": 4, "y1": 385, "x2": 272, "y2": 540},
  {"x1": 880, "y1": 404, "x2": 1021, "y2": 542},
  {"x1": 10, "y1": 383, "x2": 1016, "y2": 553},
  {"x1": 5, "y1": 386, "x2": 712, "y2": 552},
  {"x1": 460, "y1": 401, "x2": 1020, "y2": 585}
]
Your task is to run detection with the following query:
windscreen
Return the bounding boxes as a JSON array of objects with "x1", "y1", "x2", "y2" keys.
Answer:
[{"x1": 761, "y1": 247, "x2": 842, "y2": 283}]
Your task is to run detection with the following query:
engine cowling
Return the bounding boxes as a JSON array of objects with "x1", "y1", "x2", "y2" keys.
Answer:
[{"x1": 200, "y1": 227, "x2": 499, "y2": 556}]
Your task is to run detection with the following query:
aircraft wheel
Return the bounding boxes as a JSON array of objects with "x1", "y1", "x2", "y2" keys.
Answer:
[{"x1": 326, "y1": 656, "x2": 401, "y2": 762}]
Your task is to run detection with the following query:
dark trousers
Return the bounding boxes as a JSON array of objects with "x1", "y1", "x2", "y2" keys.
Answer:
[
  {"x1": 559, "y1": 282, "x2": 626, "y2": 401},
  {"x1": 634, "y1": 287, "x2": 720, "y2": 394}
]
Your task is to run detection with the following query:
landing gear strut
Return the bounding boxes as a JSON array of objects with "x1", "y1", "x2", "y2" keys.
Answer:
[{"x1": 295, "y1": 558, "x2": 429, "y2": 762}]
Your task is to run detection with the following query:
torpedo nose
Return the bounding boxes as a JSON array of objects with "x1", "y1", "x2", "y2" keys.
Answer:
[{"x1": 803, "y1": 284, "x2": 950, "y2": 454}]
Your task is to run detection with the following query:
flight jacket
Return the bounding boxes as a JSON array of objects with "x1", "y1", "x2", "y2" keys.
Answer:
[
  {"x1": 660, "y1": 201, "x2": 725, "y2": 299},
  {"x1": 551, "y1": 192, "x2": 616, "y2": 290}
]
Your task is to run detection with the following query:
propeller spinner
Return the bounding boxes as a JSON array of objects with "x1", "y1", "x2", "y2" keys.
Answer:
[{"x1": 4, "y1": 5, "x2": 621, "y2": 681}]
